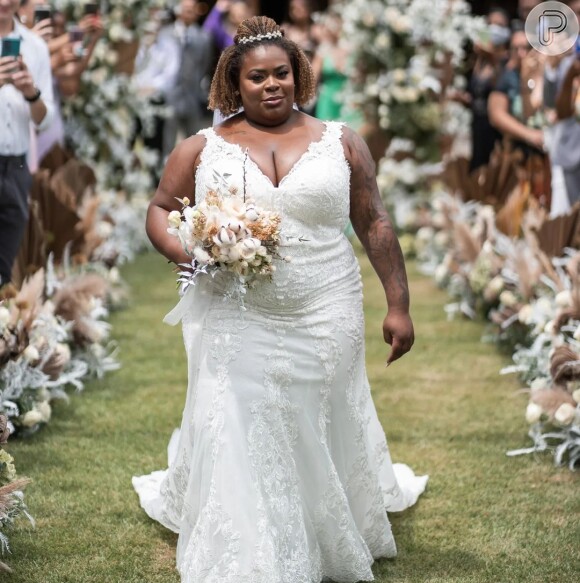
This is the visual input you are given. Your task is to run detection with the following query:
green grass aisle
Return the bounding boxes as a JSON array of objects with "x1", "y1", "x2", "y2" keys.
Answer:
[{"x1": 4, "y1": 250, "x2": 579, "y2": 583}]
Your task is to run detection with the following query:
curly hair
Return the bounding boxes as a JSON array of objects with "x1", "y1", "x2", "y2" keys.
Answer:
[{"x1": 208, "y1": 16, "x2": 316, "y2": 116}]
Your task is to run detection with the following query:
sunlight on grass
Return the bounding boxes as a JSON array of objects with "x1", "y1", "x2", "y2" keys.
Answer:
[{"x1": 3, "y1": 251, "x2": 578, "y2": 582}]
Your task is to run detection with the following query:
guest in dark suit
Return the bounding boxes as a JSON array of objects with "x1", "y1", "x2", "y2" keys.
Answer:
[{"x1": 162, "y1": 0, "x2": 212, "y2": 159}]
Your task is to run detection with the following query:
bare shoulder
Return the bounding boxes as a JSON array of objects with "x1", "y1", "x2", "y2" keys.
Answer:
[
  {"x1": 155, "y1": 134, "x2": 208, "y2": 203},
  {"x1": 339, "y1": 125, "x2": 374, "y2": 169},
  {"x1": 165, "y1": 133, "x2": 208, "y2": 171}
]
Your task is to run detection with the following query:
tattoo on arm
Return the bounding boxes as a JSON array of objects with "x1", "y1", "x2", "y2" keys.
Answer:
[{"x1": 347, "y1": 128, "x2": 410, "y2": 311}]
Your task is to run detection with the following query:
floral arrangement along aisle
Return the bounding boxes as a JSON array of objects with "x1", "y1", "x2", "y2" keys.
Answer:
[
  {"x1": 341, "y1": 0, "x2": 483, "y2": 215},
  {"x1": 52, "y1": 0, "x2": 161, "y2": 194},
  {"x1": 0, "y1": 415, "x2": 33, "y2": 573},
  {"x1": 413, "y1": 194, "x2": 580, "y2": 469}
]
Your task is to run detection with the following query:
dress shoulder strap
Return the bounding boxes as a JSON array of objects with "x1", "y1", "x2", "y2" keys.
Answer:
[
  {"x1": 196, "y1": 127, "x2": 215, "y2": 140},
  {"x1": 323, "y1": 120, "x2": 346, "y2": 141},
  {"x1": 318, "y1": 121, "x2": 348, "y2": 163}
]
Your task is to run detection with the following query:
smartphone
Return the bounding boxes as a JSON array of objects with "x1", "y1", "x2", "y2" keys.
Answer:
[
  {"x1": 1, "y1": 37, "x2": 21, "y2": 58},
  {"x1": 68, "y1": 25, "x2": 84, "y2": 43},
  {"x1": 33, "y1": 5, "x2": 52, "y2": 24},
  {"x1": 83, "y1": 2, "x2": 99, "y2": 15}
]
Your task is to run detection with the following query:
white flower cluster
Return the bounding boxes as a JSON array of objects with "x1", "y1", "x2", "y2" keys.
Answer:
[
  {"x1": 167, "y1": 174, "x2": 284, "y2": 291},
  {"x1": 0, "y1": 274, "x2": 120, "y2": 437},
  {"x1": 340, "y1": 0, "x2": 482, "y2": 197}
]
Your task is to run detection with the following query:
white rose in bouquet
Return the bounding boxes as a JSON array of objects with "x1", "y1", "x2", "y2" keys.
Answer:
[{"x1": 167, "y1": 210, "x2": 182, "y2": 230}]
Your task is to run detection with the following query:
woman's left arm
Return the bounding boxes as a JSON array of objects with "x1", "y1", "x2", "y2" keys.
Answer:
[{"x1": 344, "y1": 126, "x2": 414, "y2": 365}]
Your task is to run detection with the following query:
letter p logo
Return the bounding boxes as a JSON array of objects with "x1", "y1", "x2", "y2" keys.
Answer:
[
  {"x1": 526, "y1": 1, "x2": 579, "y2": 56},
  {"x1": 539, "y1": 9, "x2": 567, "y2": 46}
]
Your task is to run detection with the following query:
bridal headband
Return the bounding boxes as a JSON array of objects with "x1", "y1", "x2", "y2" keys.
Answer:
[{"x1": 237, "y1": 31, "x2": 283, "y2": 45}]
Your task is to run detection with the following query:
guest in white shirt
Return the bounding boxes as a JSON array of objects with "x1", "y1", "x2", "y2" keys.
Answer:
[
  {"x1": 0, "y1": 0, "x2": 55, "y2": 288},
  {"x1": 133, "y1": 12, "x2": 180, "y2": 162}
]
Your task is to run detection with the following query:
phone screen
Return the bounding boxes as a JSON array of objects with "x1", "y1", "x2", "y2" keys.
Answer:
[
  {"x1": 1, "y1": 37, "x2": 21, "y2": 58},
  {"x1": 33, "y1": 5, "x2": 52, "y2": 24},
  {"x1": 84, "y1": 2, "x2": 99, "y2": 15}
]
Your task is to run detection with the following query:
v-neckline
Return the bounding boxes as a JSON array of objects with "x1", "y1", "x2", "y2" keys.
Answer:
[{"x1": 211, "y1": 122, "x2": 330, "y2": 189}]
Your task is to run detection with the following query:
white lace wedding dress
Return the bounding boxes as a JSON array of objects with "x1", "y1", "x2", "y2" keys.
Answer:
[{"x1": 133, "y1": 121, "x2": 428, "y2": 583}]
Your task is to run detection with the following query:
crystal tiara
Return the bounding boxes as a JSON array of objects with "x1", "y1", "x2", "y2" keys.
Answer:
[{"x1": 238, "y1": 31, "x2": 283, "y2": 44}]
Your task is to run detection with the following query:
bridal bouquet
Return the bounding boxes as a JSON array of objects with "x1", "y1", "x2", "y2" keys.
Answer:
[{"x1": 167, "y1": 171, "x2": 283, "y2": 292}]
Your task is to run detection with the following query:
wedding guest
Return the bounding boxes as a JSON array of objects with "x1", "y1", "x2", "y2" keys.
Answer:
[
  {"x1": 488, "y1": 28, "x2": 545, "y2": 157},
  {"x1": 202, "y1": 0, "x2": 253, "y2": 54},
  {"x1": 161, "y1": 0, "x2": 212, "y2": 159},
  {"x1": 544, "y1": 0, "x2": 580, "y2": 108},
  {"x1": 311, "y1": 12, "x2": 350, "y2": 122},
  {"x1": 20, "y1": 5, "x2": 104, "y2": 163},
  {"x1": 282, "y1": 0, "x2": 317, "y2": 61},
  {"x1": 466, "y1": 7, "x2": 511, "y2": 171},
  {"x1": 0, "y1": 0, "x2": 55, "y2": 288},
  {"x1": 552, "y1": 55, "x2": 580, "y2": 205},
  {"x1": 133, "y1": 10, "x2": 180, "y2": 160}
]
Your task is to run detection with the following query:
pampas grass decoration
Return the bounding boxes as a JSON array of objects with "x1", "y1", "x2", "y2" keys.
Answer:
[
  {"x1": 550, "y1": 346, "x2": 580, "y2": 386},
  {"x1": 531, "y1": 386, "x2": 577, "y2": 418}
]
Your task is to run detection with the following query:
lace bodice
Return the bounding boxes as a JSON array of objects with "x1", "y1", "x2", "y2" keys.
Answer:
[{"x1": 195, "y1": 122, "x2": 360, "y2": 314}]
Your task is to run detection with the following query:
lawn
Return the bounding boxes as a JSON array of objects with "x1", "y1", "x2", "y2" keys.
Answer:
[{"x1": 3, "y1": 250, "x2": 578, "y2": 582}]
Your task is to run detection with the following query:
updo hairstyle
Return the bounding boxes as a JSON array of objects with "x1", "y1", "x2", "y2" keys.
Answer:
[{"x1": 208, "y1": 16, "x2": 316, "y2": 116}]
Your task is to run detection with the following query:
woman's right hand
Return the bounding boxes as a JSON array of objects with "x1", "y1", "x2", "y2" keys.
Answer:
[
  {"x1": 32, "y1": 18, "x2": 53, "y2": 42},
  {"x1": 525, "y1": 127, "x2": 545, "y2": 151}
]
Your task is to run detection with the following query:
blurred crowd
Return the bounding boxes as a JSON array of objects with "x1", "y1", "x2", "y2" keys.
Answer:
[
  {"x1": 5, "y1": 0, "x2": 580, "y2": 290},
  {"x1": 1, "y1": 0, "x2": 105, "y2": 288},
  {"x1": 0, "y1": 0, "x2": 352, "y2": 290},
  {"x1": 457, "y1": 0, "x2": 580, "y2": 217},
  {"x1": 133, "y1": 0, "x2": 356, "y2": 157}
]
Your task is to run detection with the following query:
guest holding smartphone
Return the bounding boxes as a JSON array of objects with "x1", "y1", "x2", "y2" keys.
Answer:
[{"x1": 0, "y1": 0, "x2": 55, "y2": 289}]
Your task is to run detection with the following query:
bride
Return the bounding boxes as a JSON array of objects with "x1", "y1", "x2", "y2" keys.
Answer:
[{"x1": 133, "y1": 15, "x2": 427, "y2": 583}]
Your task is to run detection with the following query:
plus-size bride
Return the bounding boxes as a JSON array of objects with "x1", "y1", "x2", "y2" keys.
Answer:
[{"x1": 133, "y1": 16, "x2": 427, "y2": 583}]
